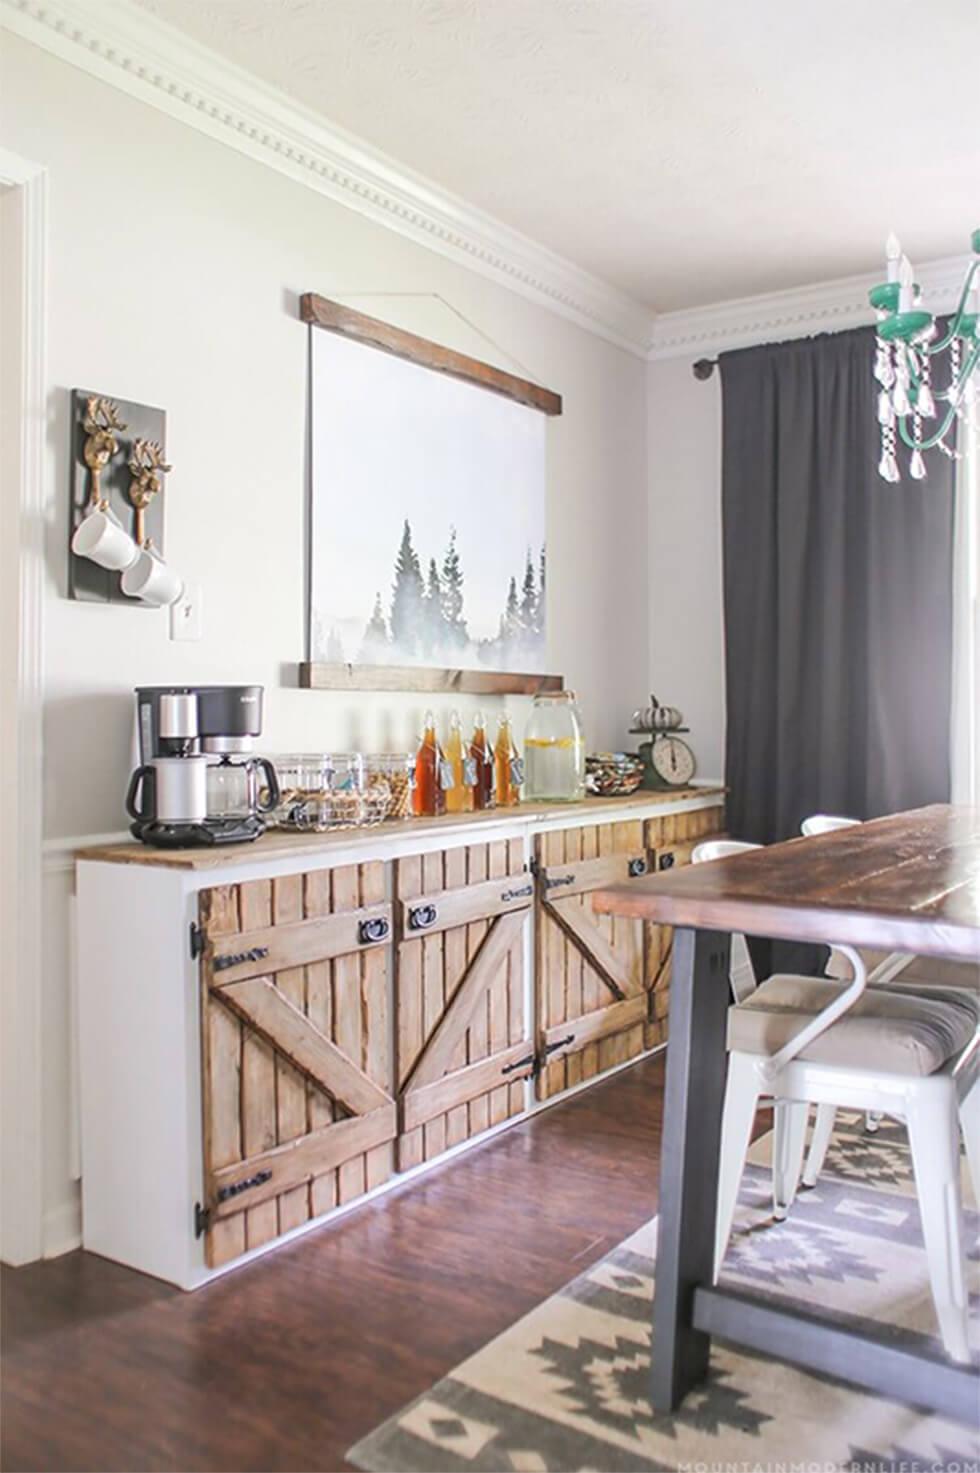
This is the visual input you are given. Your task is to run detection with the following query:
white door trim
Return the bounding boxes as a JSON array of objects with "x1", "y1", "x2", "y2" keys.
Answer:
[{"x1": 0, "y1": 148, "x2": 47, "y2": 1265}]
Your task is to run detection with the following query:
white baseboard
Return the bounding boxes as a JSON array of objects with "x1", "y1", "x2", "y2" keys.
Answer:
[{"x1": 43, "y1": 1188, "x2": 81, "y2": 1259}]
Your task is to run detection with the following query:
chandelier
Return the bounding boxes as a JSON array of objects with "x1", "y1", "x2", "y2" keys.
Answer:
[{"x1": 871, "y1": 229, "x2": 979, "y2": 481}]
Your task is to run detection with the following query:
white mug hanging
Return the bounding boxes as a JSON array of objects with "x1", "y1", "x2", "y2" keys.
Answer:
[
  {"x1": 120, "y1": 543, "x2": 183, "y2": 607},
  {"x1": 71, "y1": 502, "x2": 138, "y2": 571}
]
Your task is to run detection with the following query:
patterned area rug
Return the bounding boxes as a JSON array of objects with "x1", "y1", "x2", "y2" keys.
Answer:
[{"x1": 349, "y1": 1113, "x2": 980, "y2": 1472}]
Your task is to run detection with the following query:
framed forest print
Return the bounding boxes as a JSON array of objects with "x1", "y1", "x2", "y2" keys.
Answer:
[{"x1": 302, "y1": 295, "x2": 562, "y2": 693}]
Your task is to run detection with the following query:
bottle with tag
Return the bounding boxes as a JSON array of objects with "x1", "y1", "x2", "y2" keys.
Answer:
[
  {"x1": 493, "y1": 713, "x2": 523, "y2": 807},
  {"x1": 413, "y1": 709, "x2": 451, "y2": 817},
  {"x1": 470, "y1": 710, "x2": 495, "y2": 810},
  {"x1": 444, "y1": 710, "x2": 475, "y2": 814}
]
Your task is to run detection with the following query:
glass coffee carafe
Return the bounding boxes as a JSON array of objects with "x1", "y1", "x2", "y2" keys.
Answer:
[{"x1": 207, "y1": 755, "x2": 280, "y2": 821}]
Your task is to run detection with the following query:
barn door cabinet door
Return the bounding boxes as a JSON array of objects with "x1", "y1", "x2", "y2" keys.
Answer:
[
  {"x1": 198, "y1": 865, "x2": 396, "y2": 1268},
  {"x1": 534, "y1": 819, "x2": 653, "y2": 1100},
  {"x1": 396, "y1": 839, "x2": 533, "y2": 1168},
  {"x1": 643, "y1": 803, "x2": 726, "y2": 1049}
]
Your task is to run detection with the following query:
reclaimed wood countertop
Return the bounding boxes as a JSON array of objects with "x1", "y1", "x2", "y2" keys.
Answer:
[
  {"x1": 594, "y1": 804, "x2": 980, "y2": 965},
  {"x1": 75, "y1": 785, "x2": 725, "y2": 871}
]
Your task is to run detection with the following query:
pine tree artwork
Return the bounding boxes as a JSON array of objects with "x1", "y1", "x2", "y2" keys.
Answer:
[
  {"x1": 358, "y1": 592, "x2": 389, "y2": 661},
  {"x1": 309, "y1": 325, "x2": 547, "y2": 672},
  {"x1": 389, "y1": 520, "x2": 425, "y2": 656},
  {"x1": 422, "y1": 557, "x2": 443, "y2": 656},
  {"x1": 346, "y1": 530, "x2": 547, "y2": 669},
  {"x1": 440, "y1": 527, "x2": 468, "y2": 649}
]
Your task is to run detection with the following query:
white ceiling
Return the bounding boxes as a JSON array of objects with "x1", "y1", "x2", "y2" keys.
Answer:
[{"x1": 133, "y1": 0, "x2": 978, "y2": 313}]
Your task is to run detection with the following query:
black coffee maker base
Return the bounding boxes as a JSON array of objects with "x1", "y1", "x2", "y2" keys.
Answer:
[{"x1": 130, "y1": 816, "x2": 266, "y2": 848}]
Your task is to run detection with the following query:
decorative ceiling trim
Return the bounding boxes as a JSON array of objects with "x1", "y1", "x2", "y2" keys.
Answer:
[
  {"x1": 648, "y1": 255, "x2": 972, "y2": 360},
  {"x1": 0, "y1": 0, "x2": 655, "y2": 356}
]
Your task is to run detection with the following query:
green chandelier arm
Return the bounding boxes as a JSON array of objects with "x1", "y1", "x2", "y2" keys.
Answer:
[
  {"x1": 926, "y1": 260, "x2": 980, "y2": 354},
  {"x1": 895, "y1": 336, "x2": 980, "y2": 451}
]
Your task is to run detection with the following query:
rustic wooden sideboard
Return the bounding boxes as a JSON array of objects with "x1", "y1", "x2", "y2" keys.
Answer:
[{"x1": 75, "y1": 787, "x2": 723, "y2": 1288}]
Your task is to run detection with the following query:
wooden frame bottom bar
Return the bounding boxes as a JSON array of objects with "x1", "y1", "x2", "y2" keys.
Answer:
[{"x1": 692, "y1": 1285, "x2": 979, "y2": 1426}]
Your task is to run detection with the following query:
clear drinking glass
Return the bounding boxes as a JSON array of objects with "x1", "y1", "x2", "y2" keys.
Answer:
[
  {"x1": 270, "y1": 753, "x2": 370, "y2": 829},
  {"x1": 365, "y1": 754, "x2": 414, "y2": 820},
  {"x1": 523, "y1": 692, "x2": 586, "y2": 802}
]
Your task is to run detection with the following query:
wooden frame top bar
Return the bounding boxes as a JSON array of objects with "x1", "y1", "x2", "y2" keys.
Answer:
[
  {"x1": 593, "y1": 805, "x2": 980, "y2": 964},
  {"x1": 300, "y1": 293, "x2": 563, "y2": 416},
  {"x1": 298, "y1": 662, "x2": 563, "y2": 696}
]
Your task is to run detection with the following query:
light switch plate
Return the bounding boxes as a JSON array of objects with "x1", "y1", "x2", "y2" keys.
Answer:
[{"x1": 169, "y1": 582, "x2": 202, "y2": 641}]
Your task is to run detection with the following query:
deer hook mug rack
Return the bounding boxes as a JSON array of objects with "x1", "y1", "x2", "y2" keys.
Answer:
[{"x1": 70, "y1": 392, "x2": 183, "y2": 606}]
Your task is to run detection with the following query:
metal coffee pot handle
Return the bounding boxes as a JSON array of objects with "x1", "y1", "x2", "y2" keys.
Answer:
[{"x1": 252, "y1": 757, "x2": 281, "y2": 814}]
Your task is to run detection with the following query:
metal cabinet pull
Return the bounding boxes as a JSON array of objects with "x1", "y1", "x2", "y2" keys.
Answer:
[
  {"x1": 358, "y1": 916, "x2": 390, "y2": 945},
  {"x1": 213, "y1": 945, "x2": 270, "y2": 972},
  {"x1": 408, "y1": 903, "x2": 439, "y2": 931}
]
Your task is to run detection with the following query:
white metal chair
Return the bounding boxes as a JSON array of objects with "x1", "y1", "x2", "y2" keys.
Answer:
[
  {"x1": 800, "y1": 813, "x2": 861, "y2": 836},
  {"x1": 714, "y1": 944, "x2": 980, "y2": 1362},
  {"x1": 692, "y1": 840, "x2": 758, "y2": 1002},
  {"x1": 693, "y1": 839, "x2": 814, "y2": 1220},
  {"x1": 797, "y1": 812, "x2": 952, "y2": 1176},
  {"x1": 799, "y1": 813, "x2": 885, "y2": 1167}
]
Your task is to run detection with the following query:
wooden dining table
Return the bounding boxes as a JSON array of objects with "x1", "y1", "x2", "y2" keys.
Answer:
[{"x1": 593, "y1": 804, "x2": 980, "y2": 1424}]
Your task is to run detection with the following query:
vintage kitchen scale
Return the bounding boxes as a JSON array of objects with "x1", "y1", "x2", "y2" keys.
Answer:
[{"x1": 630, "y1": 695, "x2": 697, "y2": 788}]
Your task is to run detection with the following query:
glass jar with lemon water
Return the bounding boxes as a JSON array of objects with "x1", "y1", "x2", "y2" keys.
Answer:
[{"x1": 523, "y1": 691, "x2": 586, "y2": 802}]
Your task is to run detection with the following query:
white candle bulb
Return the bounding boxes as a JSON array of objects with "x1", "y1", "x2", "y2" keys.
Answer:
[
  {"x1": 886, "y1": 232, "x2": 902, "y2": 282},
  {"x1": 898, "y1": 254, "x2": 914, "y2": 312}
]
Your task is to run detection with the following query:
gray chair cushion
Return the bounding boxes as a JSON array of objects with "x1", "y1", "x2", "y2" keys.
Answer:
[{"x1": 728, "y1": 976, "x2": 980, "y2": 1076}]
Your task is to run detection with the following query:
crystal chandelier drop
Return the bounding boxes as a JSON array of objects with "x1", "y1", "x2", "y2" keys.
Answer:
[{"x1": 871, "y1": 228, "x2": 980, "y2": 481}]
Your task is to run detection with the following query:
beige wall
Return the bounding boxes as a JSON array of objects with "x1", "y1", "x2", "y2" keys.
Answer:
[
  {"x1": 2, "y1": 33, "x2": 651, "y2": 1251},
  {"x1": 647, "y1": 355, "x2": 725, "y2": 780}
]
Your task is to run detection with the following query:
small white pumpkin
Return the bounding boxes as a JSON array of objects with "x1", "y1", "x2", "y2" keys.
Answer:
[{"x1": 652, "y1": 703, "x2": 683, "y2": 730}]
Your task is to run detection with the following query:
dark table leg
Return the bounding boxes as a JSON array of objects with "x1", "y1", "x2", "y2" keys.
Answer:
[{"x1": 650, "y1": 925, "x2": 732, "y2": 1411}]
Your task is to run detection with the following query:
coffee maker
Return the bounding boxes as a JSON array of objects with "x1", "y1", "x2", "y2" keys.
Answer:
[{"x1": 126, "y1": 685, "x2": 280, "y2": 847}]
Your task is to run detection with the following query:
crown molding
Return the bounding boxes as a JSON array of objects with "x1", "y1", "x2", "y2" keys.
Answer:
[
  {"x1": 1, "y1": 0, "x2": 655, "y2": 356},
  {"x1": 648, "y1": 254, "x2": 973, "y2": 361}
]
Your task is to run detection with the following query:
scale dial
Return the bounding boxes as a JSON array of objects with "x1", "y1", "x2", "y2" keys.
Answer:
[{"x1": 652, "y1": 734, "x2": 696, "y2": 786}]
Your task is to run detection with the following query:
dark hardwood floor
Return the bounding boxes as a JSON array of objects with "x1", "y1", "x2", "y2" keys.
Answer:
[{"x1": 2, "y1": 1054, "x2": 667, "y2": 1473}]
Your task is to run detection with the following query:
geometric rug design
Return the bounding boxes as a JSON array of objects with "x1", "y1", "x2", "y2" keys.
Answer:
[{"x1": 348, "y1": 1112, "x2": 980, "y2": 1471}]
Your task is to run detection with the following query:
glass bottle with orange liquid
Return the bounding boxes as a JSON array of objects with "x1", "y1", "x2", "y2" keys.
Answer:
[
  {"x1": 470, "y1": 710, "x2": 495, "y2": 810},
  {"x1": 493, "y1": 713, "x2": 523, "y2": 807},
  {"x1": 413, "y1": 709, "x2": 449, "y2": 817},
  {"x1": 444, "y1": 710, "x2": 474, "y2": 815}
]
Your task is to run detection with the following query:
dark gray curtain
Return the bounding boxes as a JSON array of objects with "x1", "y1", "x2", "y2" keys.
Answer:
[{"x1": 720, "y1": 324, "x2": 954, "y2": 850}]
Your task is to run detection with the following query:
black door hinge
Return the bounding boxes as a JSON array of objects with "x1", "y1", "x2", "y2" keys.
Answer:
[
  {"x1": 213, "y1": 945, "x2": 270, "y2": 973},
  {"x1": 194, "y1": 1201, "x2": 210, "y2": 1238},
  {"x1": 540, "y1": 1034, "x2": 575, "y2": 1068},
  {"x1": 501, "y1": 1034, "x2": 575, "y2": 1080},
  {"x1": 189, "y1": 922, "x2": 205, "y2": 960},
  {"x1": 216, "y1": 1168, "x2": 273, "y2": 1204}
]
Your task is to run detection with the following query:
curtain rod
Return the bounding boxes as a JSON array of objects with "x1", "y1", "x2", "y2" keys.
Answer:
[{"x1": 692, "y1": 358, "x2": 717, "y2": 380}]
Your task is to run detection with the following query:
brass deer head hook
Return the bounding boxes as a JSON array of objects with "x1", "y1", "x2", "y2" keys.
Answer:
[
  {"x1": 82, "y1": 396, "x2": 127, "y2": 508},
  {"x1": 127, "y1": 439, "x2": 172, "y2": 548}
]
